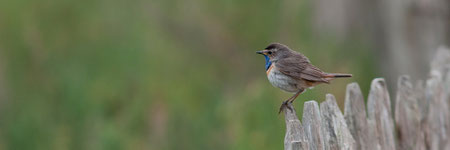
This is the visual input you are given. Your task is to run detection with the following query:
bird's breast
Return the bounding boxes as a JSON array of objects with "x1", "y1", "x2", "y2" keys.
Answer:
[{"x1": 266, "y1": 65, "x2": 300, "y2": 93}]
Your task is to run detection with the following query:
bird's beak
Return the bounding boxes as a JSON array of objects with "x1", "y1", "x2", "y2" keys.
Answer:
[{"x1": 256, "y1": 50, "x2": 267, "y2": 55}]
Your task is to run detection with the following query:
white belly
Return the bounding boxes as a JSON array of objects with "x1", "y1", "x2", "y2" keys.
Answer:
[{"x1": 267, "y1": 66, "x2": 301, "y2": 93}]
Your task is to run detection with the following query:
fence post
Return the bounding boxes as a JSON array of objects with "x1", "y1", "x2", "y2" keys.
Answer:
[
  {"x1": 344, "y1": 83, "x2": 372, "y2": 150},
  {"x1": 303, "y1": 101, "x2": 324, "y2": 150},
  {"x1": 283, "y1": 103, "x2": 309, "y2": 150},
  {"x1": 320, "y1": 94, "x2": 356, "y2": 150}
]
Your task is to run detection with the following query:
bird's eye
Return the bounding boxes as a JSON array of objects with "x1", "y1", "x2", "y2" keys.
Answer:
[{"x1": 267, "y1": 51, "x2": 272, "y2": 54}]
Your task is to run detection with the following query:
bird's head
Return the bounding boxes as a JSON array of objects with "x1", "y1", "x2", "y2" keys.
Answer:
[
  {"x1": 256, "y1": 43, "x2": 291, "y2": 70},
  {"x1": 256, "y1": 43, "x2": 290, "y2": 61}
]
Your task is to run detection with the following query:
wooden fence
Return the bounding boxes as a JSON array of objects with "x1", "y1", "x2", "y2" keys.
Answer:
[{"x1": 282, "y1": 46, "x2": 450, "y2": 150}]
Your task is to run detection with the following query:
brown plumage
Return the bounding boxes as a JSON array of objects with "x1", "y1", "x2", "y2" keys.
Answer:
[{"x1": 275, "y1": 53, "x2": 352, "y2": 83}]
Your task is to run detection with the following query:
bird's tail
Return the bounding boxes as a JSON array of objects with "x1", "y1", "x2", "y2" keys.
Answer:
[{"x1": 324, "y1": 73, "x2": 352, "y2": 78}]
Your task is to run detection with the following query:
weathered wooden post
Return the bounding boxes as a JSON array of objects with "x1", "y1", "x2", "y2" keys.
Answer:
[
  {"x1": 283, "y1": 103, "x2": 309, "y2": 150},
  {"x1": 320, "y1": 94, "x2": 356, "y2": 150},
  {"x1": 344, "y1": 83, "x2": 372, "y2": 150},
  {"x1": 423, "y1": 47, "x2": 450, "y2": 150},
  {"x1": 303, "y1": 101, "x2": 324, "y2": 150},
  {"x1": 367, "y1": 78, "x2": 395, "y2": 150},
  {"x1": 394, "y1": 76, "x2": 423, "y2": 150}
]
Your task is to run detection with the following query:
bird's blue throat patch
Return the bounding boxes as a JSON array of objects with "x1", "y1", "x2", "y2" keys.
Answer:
[{"x1": 264, "y1": 55, "x2": 272, "y2": 71}]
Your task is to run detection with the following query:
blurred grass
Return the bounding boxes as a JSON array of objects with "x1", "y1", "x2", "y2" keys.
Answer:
[{"x1": 0, "y1": 0, "x2": 377, "y2": 149}]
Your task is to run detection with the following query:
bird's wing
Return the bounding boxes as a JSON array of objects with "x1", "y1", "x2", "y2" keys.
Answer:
[{"x1": 275, "y1": 56, "x2": 329, "y2": 83}]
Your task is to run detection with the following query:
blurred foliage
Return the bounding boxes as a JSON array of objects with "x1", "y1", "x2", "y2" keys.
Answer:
[{"x1": 0, "y1": 0, "x2": 377, "y2": 149}]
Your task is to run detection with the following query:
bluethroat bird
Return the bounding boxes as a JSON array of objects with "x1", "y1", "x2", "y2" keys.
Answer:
[{"x1": 256, "y1": 43, "x2": 352, "y2": 113}]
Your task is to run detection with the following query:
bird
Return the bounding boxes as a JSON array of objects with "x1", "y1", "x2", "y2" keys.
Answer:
[{"x1": 256, "y1": 43, "x2": 352, "y2": 113}]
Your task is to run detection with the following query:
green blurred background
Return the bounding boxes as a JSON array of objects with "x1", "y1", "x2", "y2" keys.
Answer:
[{"x1": 5, "y1": 0, "x2": 447, "y2": 149}]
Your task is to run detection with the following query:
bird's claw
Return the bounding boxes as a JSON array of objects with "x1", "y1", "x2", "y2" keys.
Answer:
[{"x1": 279, "y1": 100, "x2": 294, "y2": 114}]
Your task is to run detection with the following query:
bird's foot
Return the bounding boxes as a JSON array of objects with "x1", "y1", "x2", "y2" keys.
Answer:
[{"x1": 278, "y1": 100, "x2": 294, "y2": 114}]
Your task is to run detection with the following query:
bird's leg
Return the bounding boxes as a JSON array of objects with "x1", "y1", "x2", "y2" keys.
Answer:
[
  {"x1": 278, "y1": 89, "x2": 304, "y2": 114},
  {"x1": 279, "y1": 100, "x2": 292, "y2": 114},
  {"x1": 287, "y1": 89, "x2": 304, "y2": 104}
]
